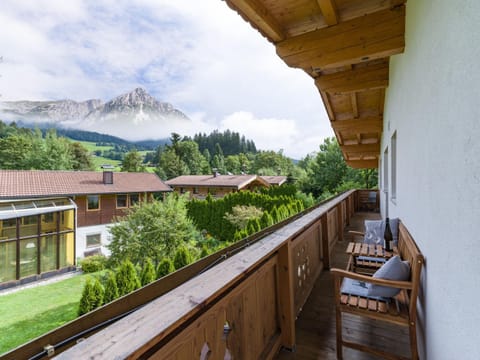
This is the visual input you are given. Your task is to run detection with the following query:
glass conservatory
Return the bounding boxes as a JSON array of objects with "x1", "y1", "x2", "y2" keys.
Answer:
[{"x1": 0, "y1": 198, "x2": 76, "y2": 286}]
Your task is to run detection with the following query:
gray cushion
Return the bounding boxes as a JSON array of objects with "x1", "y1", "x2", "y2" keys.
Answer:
[
  {"x1": 367, "y1": 255, "x2": 410, "y2": 298},
  {"x1": 341, "y1": 277, "x2": 369, "y2": 297},
  {"x1": 341, "y1": 278, "x2": 389, "y2": 301},
  {"x1": 363, "y1": 218, "x2": 399, "y2": 246}
]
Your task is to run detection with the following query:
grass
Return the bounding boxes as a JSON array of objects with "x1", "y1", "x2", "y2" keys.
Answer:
[
  {"x1": 91, "y1": 156, "x2": 122, "y2": 171},
  {"x1": 75, "y1": 140, "x2": 114, "y2": 152},
  {"x1": 0, "y1": 274, "x2": 89, "y2": 355}
]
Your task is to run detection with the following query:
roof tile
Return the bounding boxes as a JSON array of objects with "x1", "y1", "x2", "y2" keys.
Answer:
[{"x1": 0, "y1": 170, "x2": 171, "y2": 199}]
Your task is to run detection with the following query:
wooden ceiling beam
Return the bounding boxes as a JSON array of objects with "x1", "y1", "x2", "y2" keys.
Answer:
[
  {"x1": 276, "y1": 6, "x2": 405, "y2": 70},
  {"x1": 226, "y1": 0, "x2": 285, "y2": 42},
  {"x1": 341, "y1": 143, "x2": 380, "y2": 154},
  {"x1": 317, "y1": 0, "x2": 339, "y2": 26},
  {"x1": 331, "y1": 117, "x2": 383, "y2": 133},
  {"x1": 315, "y1": 61, "x2": 389, "y2": 94},
  {"x1": 346, "y1": 159, "x2": 379, "y2": 169},
  {"x1": 351, "y1": 93, "x2": 359, "y2": 118}
]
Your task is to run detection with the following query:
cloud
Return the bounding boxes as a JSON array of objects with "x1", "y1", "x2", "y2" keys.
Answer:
[{"x1": 0, "y1": 0, "x2": 334, "y2": 158}]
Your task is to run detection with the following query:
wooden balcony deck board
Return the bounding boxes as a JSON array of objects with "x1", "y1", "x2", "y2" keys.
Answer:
[{"x1": 276, "y1": 212, "x2": 411, "y2": 360}]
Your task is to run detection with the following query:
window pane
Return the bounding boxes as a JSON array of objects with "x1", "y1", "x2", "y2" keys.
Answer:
[
  {"x1": 59, "y1": 233, "x2": 74, "y2": 268},
  {"x1": 41, "y1": 212, "x2": 57, "y2": 234},
  {"x1": 14, "y1": 202, "x2": 35, "y2": 210},
  {"x1": 1, "y1": 219, "x2": 17, "y2": 240},
  {"x1": 86, "y1": 234, "x2": 101, "y2": 247},
  {"x1": 129, "y1": 194, "x2": 139, "y2": 206},
  {"x1": 0, "y1": 204, "x2": 13, "y2": 212},
  {"x1": 0, "y1": 241, "x2": 17, "y2": 282},
  {"x1": 87, "y1": 195, "x2": 99, "y2": 210},
  {"x1": 60, "y1": 210, "x2": 75, "y2": 232},
  {"x1": 116, "y1": 195, "x2": 127, "y2": 208},
  {"x1": 54, "y1": 199, "x2": 69, "y2": 206},
  {"x1": 19, "y1": 239, "x2": 38, "y2": 278},
  {"x1": 19, "y1": 216, "x2": 38, "y2": 238},
  {"x1": 35, "y1": 200, "x2": 54, "y2": 208},
  {"x1": 40, "y1": 235, "x2": 57, "y2": 273}
]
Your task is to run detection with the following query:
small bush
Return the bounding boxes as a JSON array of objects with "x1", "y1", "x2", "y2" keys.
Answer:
[
  {"x1": 92, "y1": 277, "x2": 104, "y2": 308},
  {"x1": 78, "y1": 277, "x2": 104, "y2": 316},
  {"x1": 173, "y1": 246, "x2": 192, "y2": 270},
  {"x1": 140, "y1": 258, "x2": 156, "y2": 286},
  {"x1": 200, "y1": 245, "x2": 210, "y2": 258},
  {"x1": 80, "y1": 254, "x2": 107, "y2": 273},
  {"x1": 104, "y1": 271, "x2": 119, "y2": 303},
  {"x1": 116, "y1": 260, "x2": 141, "y2": 297},
  {"x1": 157, "y1": 258, "x2": 175, "y2": 278}
]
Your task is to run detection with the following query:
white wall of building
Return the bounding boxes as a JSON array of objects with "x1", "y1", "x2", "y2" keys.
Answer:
[
  {"x1": 76, "y1": 224, "x2": 112, "y2": 260},
  {"x1": 380, "y1": 1, "x2": 480, "y2": 358}
]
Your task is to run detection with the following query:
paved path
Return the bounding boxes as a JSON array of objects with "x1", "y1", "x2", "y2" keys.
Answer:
[{"x1": 0, "y1": 271, "x2": 82, "y2": 296}]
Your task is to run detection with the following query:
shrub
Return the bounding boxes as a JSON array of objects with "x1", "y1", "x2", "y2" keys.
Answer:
[
  {"x1": 78, "y1": 277, "x2": 104, "y2": 316},
  {"x1": 200, "y1": 245, "x2": 210, "y2": 258},
  {"x1": 173, "y1": 246, "x2": 192, "y2": 270},
  {"x1": 140, "y1": 258, "x2": 156, "y2": 286},
  {"x1": 157, "y1": 258, "x2": 175, "y2": 278},
  {"x1": 103, "y1": 271, "x2": 119, "y2": 303},
  {"x1": 80, "y1": 254, "x2": 107, "y2": 273},
  {"x1": 92, "y1": 277, "x2": 104, "y2": 308},
  {"x1": 115, "y1": 260, "x2": 141, "y2": 297}
]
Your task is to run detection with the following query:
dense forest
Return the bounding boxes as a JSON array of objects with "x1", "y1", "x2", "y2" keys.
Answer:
[{"x1": 189, "y1": 129, "x2": 257, "y2": 156}]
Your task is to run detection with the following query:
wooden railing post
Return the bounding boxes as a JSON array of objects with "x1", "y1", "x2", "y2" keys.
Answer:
[
  {"x1": 321, "y1": 214, "x2": 330, "y2": 269},
  {"x1": 277, "y1": 242, "x2": 296, "y2": 351},
  {"x1": 337, "y1": 202, "x2": 344, "y2": 242}
]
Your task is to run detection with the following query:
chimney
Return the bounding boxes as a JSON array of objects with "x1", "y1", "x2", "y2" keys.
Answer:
[
  {"x1": 212, "y1": 168, "x2": 219, "y2": 177},
  {"x1": 101, "y1": 165, "x2": 114, "y2": 184}
]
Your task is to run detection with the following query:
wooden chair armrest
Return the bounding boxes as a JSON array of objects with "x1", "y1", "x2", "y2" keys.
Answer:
[
  {"x1": 330, "y1": 268, "x2": 413, "y2": 290},
  {"x1": 348, "y1": 230, "x2": 365, "y2": 237}
]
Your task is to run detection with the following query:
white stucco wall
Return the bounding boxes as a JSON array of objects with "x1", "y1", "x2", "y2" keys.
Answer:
[
  {"x1": 76, "y1": 224, "x2": 112, "y2": 260},
  {"x1": 380, "y1": 1, "x2": 480, "y2": 358}
]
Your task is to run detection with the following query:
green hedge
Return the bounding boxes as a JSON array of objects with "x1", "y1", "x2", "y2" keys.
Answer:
[{"x1": 186, "y1": 186, "x2": 305, "y2": 241}]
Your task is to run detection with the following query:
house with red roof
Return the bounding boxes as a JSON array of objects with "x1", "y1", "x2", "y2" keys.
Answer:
[
  {"x1": 0, "y1": 169, "x2": 171, "y2": 288},
  {"x1": 165, "y1": 174, "x2": 270, "y2": 199}
]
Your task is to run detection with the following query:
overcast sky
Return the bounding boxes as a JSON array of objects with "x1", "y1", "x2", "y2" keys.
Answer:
[{"x1": 0, "y1": 0, "x2": 333, "y2": 159}]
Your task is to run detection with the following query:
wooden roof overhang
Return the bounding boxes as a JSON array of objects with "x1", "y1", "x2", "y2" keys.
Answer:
[{"x1": 225, "y1": 0, "x2": 406, "y2": 168}]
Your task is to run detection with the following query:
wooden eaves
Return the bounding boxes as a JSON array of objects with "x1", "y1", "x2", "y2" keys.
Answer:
[{"x1": 225, "y1": 0, "x2": 407, "y2": 169}]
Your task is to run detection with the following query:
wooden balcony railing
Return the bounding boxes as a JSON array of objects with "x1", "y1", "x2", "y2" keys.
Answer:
[{"x1": 4, "y1": 189, "x2": 375, "y2": 360}]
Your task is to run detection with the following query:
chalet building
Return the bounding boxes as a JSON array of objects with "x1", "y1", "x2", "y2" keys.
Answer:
[
  {"x1": 165, "y1": 174, "x2": 270, "y2": 199},
  {"x1": 261, "y1": 175, "x2": 287, "y2": 186},
  {"x1": 7, "y1": 1, "x2": 480, "y2": 359},
  {"x1": 0, "y1": 170, "x2": 171, "y2": 288}
]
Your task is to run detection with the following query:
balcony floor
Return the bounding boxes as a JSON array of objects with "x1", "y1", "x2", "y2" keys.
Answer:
[{"x1": 276, "y1": 212, "x2": 411, "y2": 360}]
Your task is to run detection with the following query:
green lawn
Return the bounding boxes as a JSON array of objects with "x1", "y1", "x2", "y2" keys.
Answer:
[
  {"x1": 0, "y1": 274, "x2": 88, "y2": 355},
  {"x1": 91, "y1": 155, "x2": 122, "y2": 171},
  {"x1": 75, "y1": 140, "x2": 114, "y2": 152}
]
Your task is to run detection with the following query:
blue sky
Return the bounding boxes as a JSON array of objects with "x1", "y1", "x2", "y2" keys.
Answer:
[{"x1": 0, "y1": 0, "x2": 333, "y2": 158}]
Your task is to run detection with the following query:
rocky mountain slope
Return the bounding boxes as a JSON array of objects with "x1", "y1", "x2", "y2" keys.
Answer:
[{"x1": 0, "y1": 88, "x2": 189, "y2": 140}]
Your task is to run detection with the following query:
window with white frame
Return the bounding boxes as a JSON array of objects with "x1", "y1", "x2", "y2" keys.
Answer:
[{"x1": 86, "y1": 233, "x2": 101, "y2": 247}]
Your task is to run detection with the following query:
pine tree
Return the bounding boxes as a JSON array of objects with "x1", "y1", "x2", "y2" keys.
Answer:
[
  {"x1": 173, "y1": 246, "x2": 192, "y2": 270},
  {"x1": 157, "y1": 258, "x2": 175, "y2": 278},
  {"x1": 140, "y1": 258, "x2": 156, "y2": 286},
  {"x1": 115, "y1": 260, "x2": 141, "y2": 296},
  {"x1": 104, "y1": 271, "x2": 120, "y2": 303},
  {"x1": 92, "y1": 277, "x2": 104, "y2": 309},
  {"x1": 78, "y1": 277, "x2": 96, "y2": 316}
]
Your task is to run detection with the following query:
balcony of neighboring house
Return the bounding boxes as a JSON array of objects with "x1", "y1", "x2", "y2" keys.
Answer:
[{"x1": 4, "y1": 189, "x2": 418, "y2": 360}]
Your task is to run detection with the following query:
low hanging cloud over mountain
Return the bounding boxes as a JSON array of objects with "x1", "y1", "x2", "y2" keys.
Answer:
[{"x1": 0, "y1": 0, "x2": 333, "y2": 158}]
